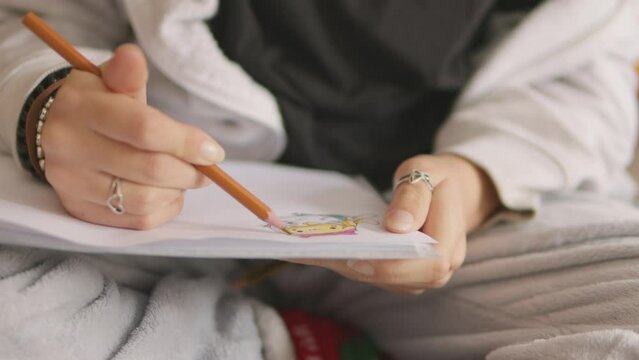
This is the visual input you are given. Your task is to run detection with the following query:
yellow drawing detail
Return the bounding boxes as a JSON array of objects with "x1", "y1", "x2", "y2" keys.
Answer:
[
  {"x1": 284, "y1": 219, "x2": 358, "y2": 237},
  {"x1": 274, "y1": 214, "x2": 378, "y2": 238}
]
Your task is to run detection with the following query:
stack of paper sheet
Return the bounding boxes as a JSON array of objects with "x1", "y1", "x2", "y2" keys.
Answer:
[{"x1": 0, "y1": 155, "x2": 436, "y2": 259}]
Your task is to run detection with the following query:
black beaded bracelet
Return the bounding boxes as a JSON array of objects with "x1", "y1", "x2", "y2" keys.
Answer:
[{"x1": 16, "y1": 67, "x2": 72, "y2": 179}]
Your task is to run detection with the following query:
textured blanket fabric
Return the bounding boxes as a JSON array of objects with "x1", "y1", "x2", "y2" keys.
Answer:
[
  {"x1": 486, "y1": 330, "x2": 639, "y2": 360},
  {"x1": 0, "y1": 254, "x2": 269, "y2": 360},
  {"x1": 2, "y1": 193, "x2": 639, "y2": 359}
]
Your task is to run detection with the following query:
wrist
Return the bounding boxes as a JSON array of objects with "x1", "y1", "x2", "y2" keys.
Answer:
[{"x1": 16, "y1": 67, "x2": 71, "y2": 180}]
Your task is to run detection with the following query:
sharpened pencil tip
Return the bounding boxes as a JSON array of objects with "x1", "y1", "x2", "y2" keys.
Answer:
[{"x1": 265, "y1": 212, "x2": 291, "y2": 234}]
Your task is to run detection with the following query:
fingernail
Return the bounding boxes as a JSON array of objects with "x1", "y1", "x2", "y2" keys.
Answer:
[
  {"x1": 386, "y1": 209, "x2": 414, "y2": 232},
  {"x1": 346, "y1": 260, "x2": 375, "y2": 277},
  {"x1": 200, "y1": 141, "x2": 224, "y2": 164}
]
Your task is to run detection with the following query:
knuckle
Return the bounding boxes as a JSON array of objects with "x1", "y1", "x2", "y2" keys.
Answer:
[
  {"x1": 195, "y1": 173, "x2": 212, "y2": 188},
  {"x1": 141, "y1": 153, "x2": 169, "y2": 182},
  {"x1": 451, "y1": 248, "x2": 466, "y2": 271},
  {"x1": 131, "y1": 188, "x2": 182, "y2": 216},
  {"x1": 130, "y1": 109, "x2": 158, "y2": 148},
  {"x1": 176, "y1": 193, "x2": 185, "y2": 208},
  {"x1": 172, "y1": 194, "x2": 185, "y2": 214},
  {"x1": 430, "y1": 260, "x2": 452, "y2": 282},
  {"x1": 451, "y1": 258, "x2": 464, "y2": 272},
  {"x1": 131, "y1": 215, "x2": 158, "y2": 230},
  {"x1": 181, "y1": 128, "x2": 201, "y2": 157},
  {"x1": 134, "y1": 187, "x2": 159, "y2": 214}
]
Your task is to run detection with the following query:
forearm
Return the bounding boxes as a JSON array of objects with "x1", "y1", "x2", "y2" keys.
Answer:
[
  {"x1": 436, "y1": 51, "x2": 639, "y2": 213},
  {"x1": 434, "y1": 0, "x2": 639, "y2": 214}
]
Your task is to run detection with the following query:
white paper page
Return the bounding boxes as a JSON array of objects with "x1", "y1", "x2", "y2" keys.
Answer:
[{"x1": 0, "y1": 155, "x2": 436, "y2": 258}]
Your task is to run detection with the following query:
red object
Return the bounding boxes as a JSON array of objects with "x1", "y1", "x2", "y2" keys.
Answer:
[{"x1": 281, "y1": 310, "x2": 351, "y2": 360}]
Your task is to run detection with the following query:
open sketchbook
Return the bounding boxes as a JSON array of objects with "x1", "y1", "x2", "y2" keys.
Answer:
[{"x1": 0, "y1": 155, "x2": 436, "y2": 259}]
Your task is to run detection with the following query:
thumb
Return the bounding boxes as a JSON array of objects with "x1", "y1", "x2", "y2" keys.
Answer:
[{"x1": 101, "y1": 43, "x2": 148, "y2": 101}]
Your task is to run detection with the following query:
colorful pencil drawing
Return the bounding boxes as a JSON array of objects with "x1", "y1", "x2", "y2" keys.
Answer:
[{"x1": 271, "y1": 213, "x2": 379, "y2": 238}]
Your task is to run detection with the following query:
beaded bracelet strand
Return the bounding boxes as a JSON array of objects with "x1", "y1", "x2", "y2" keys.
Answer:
[
  {"x1": 16, "y1": 67, "x2": 71, "y2": 181},
  {"x1": 35, "y1": 93, "x2": 57, "y2": 173}
]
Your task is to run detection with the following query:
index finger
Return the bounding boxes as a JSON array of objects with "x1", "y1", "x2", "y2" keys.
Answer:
[{"x1": 85, "y1": 93, "x2": 225, "y2": 165}]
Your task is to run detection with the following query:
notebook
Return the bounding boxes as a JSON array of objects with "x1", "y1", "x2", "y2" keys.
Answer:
[{"x1": 0, "y1": 155, "x2": 436, "y2": 259}]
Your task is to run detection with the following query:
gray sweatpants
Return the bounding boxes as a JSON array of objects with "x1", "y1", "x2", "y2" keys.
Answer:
[{"x1": 2, "y1": 194, "x2": 639, "y2": 360}]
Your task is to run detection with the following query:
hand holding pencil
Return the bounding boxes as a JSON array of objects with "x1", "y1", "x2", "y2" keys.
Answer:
[{"x1": 22, "y1": 12, "x2": 285, "y2": 231}]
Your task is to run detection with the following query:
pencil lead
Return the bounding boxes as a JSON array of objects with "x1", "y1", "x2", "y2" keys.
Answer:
[
  {"x1": 265, "y1": 211, "x2": 292, "y2": 235},
  {"x1": 280, "y1": 226, "x2": 292, "y2": 235}
]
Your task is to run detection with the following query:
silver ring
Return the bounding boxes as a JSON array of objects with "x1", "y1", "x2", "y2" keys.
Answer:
[
  {"x1": 106, "y1": 177, "x2": 125, "y2": 215},
  {"x1": 393, "y1": 169, "x2": 434, "y2": 191}
]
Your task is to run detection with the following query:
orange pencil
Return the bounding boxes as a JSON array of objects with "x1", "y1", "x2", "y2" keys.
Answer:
[{"x1": 22, "y1": 11, "x2": 287, "y2": 231}]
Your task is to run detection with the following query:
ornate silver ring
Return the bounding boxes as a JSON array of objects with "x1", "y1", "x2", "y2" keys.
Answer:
[{"x1": 393, "y1": 169, "x2": 434, "y2": 192}]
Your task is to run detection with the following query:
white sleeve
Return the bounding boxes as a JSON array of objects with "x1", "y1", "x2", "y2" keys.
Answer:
[
  {"x1": 0, "y1": 1, "x2": 130, "y2": 167},
  {"x1": 435, "y1": 32, "x2": 639, "y2": 211}
]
